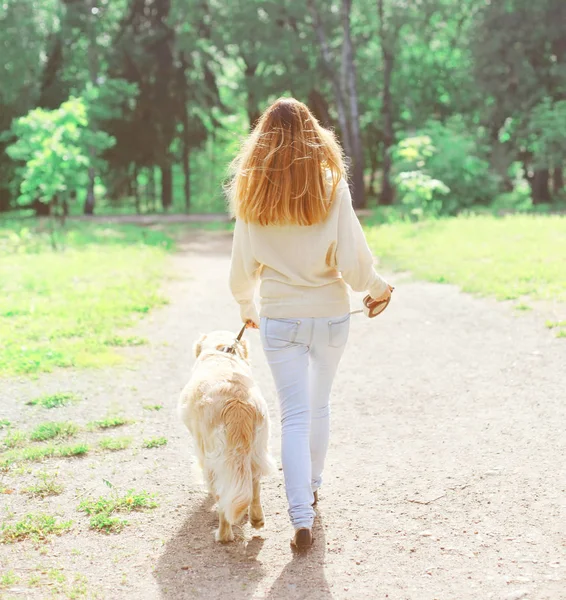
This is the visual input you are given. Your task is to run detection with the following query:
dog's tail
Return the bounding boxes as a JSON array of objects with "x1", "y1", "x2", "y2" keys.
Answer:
[{"x1": 214, "y1": 387, "x2": 257, "y2": 525}]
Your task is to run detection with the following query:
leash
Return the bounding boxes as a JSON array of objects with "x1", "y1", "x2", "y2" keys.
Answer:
[
  {"x1": 222, "y1": 291, "x2": 393, "y2": 354},
  {"x1": 221, "y1": 323, "x2": 247, "y2": 355}
]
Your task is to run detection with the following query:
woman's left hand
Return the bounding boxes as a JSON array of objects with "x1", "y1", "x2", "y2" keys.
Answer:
[{"x1": 245, "y1": 319, "x2": 259, "y2": 329}]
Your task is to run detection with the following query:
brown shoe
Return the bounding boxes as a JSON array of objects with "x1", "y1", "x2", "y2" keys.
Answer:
[
  {"x1": 291, "y1": 528, "x2": 313, "y2": 551},
  {"x1": 312, "y1": 490, "x2": 318, "y2": 507}
]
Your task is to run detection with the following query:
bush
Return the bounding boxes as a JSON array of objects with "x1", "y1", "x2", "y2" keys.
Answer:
[{"x1": 393, "y1": 118, "x2": 499, "y2": 215}]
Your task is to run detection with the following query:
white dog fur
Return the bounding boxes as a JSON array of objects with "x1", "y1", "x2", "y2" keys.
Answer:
[{"x1": 178, "y1": 330, "x2": 273, "y2": 542}]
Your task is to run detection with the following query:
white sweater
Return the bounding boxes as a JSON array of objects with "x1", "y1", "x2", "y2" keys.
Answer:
[{"x1": 229, "y1": 177, "x2": 389, "y2": 323}]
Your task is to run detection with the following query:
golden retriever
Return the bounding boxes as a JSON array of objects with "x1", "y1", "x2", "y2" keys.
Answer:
[{"x1": 178, "y1": 330, "x2": 273, "y2": 542}]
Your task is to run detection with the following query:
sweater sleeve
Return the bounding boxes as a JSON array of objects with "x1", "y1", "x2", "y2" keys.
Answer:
[
  {"x1": 229, "y1": 218, "x2": 261, "y2": 325},
  {"x1": 335, "y1": 181, "x2": 389, "y2": 299}
]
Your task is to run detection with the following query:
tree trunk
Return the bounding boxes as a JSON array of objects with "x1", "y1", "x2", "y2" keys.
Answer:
[
  {"x1": 552, "y1": 166, "x2": 564, "y2": 195},
  {"x1": 183, "y1": 146, "x2": 191, "y2": 212},
  {"x1": 367, "y1": 138, "x2": 380, "y2": 197},
  {"x1": 178, "y1": 52, "x2": 191, "y2": 211},
  {"x1": 307, "y1": 0, "x2": 352, "y2": 158},
  {"x1": 133, "y1": 166, "x2": 140, "y2": 214},
  {"x1": 530, "y1": 169, "x2": 551, "y2": 204},
  {"x1": 148, "y1": 167, "x2": 157, "y2": 212},
  {"x1": 37, "y1": 33, "x2": 65, "y2": 109},
  {"x1": 244, "y1": 59, "x2": 261, "y2": 129},
  {"x1": 84, "y1": 0, "x2": 99, "y2": 215},
  {"x1": 342, "y1": 0, "x2": 366, "y2": 208},
  {"x1": 377, "y1": 0, "x2": 395, "y2": 206},
  {"x1": 308, "y1": 89, "x2": 332, "y2": 127},
  {"x1": 161, "y1": 163, "x2": 173, "y2": 210}
]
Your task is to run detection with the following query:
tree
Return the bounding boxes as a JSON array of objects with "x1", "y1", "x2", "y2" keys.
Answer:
[{"x1": 6, "y1": 96, "x2": 115, "y2": 232}]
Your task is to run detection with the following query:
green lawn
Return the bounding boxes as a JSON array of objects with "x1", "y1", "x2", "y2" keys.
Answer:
[
  {"x1": 0, "y1": 220, "x2": 174, "y2": 377},
  {"x1": 364, "y1": 214, "x2": 566, "y2": 332}
]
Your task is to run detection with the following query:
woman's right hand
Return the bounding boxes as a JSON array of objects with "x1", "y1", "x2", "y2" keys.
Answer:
[{"x1": 371, "y1": 284, "x2": 394, "y2": 303}]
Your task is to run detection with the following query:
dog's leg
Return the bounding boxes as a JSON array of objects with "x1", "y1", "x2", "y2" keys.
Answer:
[
  {"x1": 215, "y1": 510, "x2": 234, "y2": 543},
  {"x1": 249, "y1": 477, "x2": 265, "y2": 529}
]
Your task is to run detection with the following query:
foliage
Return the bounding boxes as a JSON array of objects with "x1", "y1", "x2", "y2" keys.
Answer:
[
  {"x1": 392, "y1": 135, "x2": 449, "y2": 218},
  {"x1": 393, "y1": 120, "x2": 498, "y2": 215},
  {"x1": 6, "y1": 97, "x2": 115, "y2": 208},
  {"x1": 0, "y1": 0, "x2": 565, "y2": 213}
]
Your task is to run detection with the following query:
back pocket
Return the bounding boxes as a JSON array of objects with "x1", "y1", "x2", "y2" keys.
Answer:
[
  {"x1": 328, "y1": 314, "x2": 350, "y2": 348},
  {"x1": 264, "y1": 318, "x2": 300, "y2": 349}
]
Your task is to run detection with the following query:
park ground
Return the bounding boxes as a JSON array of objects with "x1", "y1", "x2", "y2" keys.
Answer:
[{"x1": 0, "y1": 217, "x2": 565, "y2": 599}]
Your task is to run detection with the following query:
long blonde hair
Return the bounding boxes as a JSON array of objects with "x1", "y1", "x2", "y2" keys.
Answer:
[{"x1": 227, "y1": 97, "x2": 346, "y2": 226}]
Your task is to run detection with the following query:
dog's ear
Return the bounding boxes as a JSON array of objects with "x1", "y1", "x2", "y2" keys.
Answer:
[
  {"x1": 193, "y1": 333, "x2": 207, "y2": 358},
  {"x1": 238, "y1": 338, "x2": 249, "y2": 360}
]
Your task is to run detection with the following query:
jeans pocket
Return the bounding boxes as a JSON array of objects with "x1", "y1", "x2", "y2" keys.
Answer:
[
  {"x1": 264, "y1": 318, "x2": 300, "y2": 349},
  {"x1": 328, "y1": 314, "x2": 350, "y2": 348}
]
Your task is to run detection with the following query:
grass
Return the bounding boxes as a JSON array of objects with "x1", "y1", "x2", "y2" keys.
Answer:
[
  {"x1": 87, "y1": 415, "x2": 133, "y2": 430},
  {"x1": 0, "y1": 442, "x2": 89, "y2": 469},
  {"x1": 26, "y1": 392, "x2": 81, "y2": 409},
  {"x1": 0, "y1": 220, "x2": 174, "y2": 377},
  {"x1": 546, "y1": 320, "x2": 566, "y2": 329},
  {"x1": 29, "y1": 421, "x2": 79, "y2": 442},
  {"x1": 78, "y1": 489, "x2": 158, "y2": 534},
  {"x1": 0, "y1": 513, "x2": 72, "y2": 543},
  {"x1": 143, "y1": 437, "x2": 167, "y2": 449},
  {"x1": 142, "y1": 404, "x2": 163, "y2": 411},
  {"x1": 102, "y1": 335, "x2": 148, "y2": 347},
  {"x1": 98, "y1": 436, "x2": 132, "y2": 451},
  {"x1": 365, "y1": 214, "x2": 566, "y2": 302},
  {"x1": 0, "y1": 420, "x2": 10, "y2": 429},
  {"x1": 2, "y1": 430, "x2": 27, "y2": 449},
  {"x1": 23, "y1": 471, "x2": 64, "y2": 498},
  {"x1": 0, "y1": 570, "x2": 20, "y2": 587}
]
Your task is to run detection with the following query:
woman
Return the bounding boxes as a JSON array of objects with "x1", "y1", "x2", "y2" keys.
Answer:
[{"x1": 228, "y1": 97, "x2": 392, "y2": 550}]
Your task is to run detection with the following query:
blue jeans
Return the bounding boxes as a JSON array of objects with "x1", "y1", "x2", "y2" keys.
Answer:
[{"x1": 260, "y1": 314, "x2": 350, "y2": 530}]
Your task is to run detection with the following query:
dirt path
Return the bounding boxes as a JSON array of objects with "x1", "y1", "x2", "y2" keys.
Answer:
[{"x1": 1, "y1": 231, "x2": 565, "y2": 600}]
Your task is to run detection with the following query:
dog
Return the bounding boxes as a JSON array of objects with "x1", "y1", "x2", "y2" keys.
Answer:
[{"x1": 178, "y1": 330, "x2": 273, "y2": 542}]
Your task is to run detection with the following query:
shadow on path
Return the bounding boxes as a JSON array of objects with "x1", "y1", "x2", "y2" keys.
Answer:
[
  {"x1": 267, "y1": 516, "x2": 332, "y2": 600},
  {"x1": 154, "y1": 495, "x2": 266, "y2": 600}
]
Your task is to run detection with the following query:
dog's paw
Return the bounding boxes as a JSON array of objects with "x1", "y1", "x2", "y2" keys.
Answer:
[
  {"x1": 215, "y1": 528, "x2": 235, "y2": 543},
  {"x1": 250, "y1": 508, "x2": 265, "y2": 529}
]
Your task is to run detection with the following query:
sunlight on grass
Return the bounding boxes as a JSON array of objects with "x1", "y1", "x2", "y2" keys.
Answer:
[
  {"x1": 26, "y1": 392, "x2": 81, "y2": 408},
  {"x1": 78, "y1": 489, "x2": 157, "y2": 534},
  {"x1": 0, "y1": 570, "x2": 20, "y2": 587},
  {"x1": 98, "y1": 437, "x2": 132, "y2": 451},
  {"x1": 29, "y1": 421, "x2": 79, "y2": 442},
  {"x1": 2, "y1": 430, "x2": 27, "y2": 449},
  {"x1": 23, "y1": 471, "x2": 64, "y2": 498},
  {"x1": 0, "y1": 442, "x2": 89, "y2": 469},
  {"x1": 0, "y1": 221, "x2": 174, "y2": 377},
  {"x1": 365, "y1": 214, "x2": 566, "y2": 302},
  {"x1": 0, "y1": 513, "x2": 72, "y2": 543},
  {"x1": 142, "y1": 437, "x2": 167, "y2": 449},
  {"x1": 87, "y1": 415, "x2": 133, "y2": 430}
]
